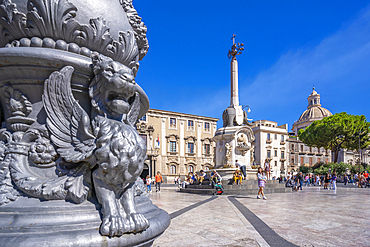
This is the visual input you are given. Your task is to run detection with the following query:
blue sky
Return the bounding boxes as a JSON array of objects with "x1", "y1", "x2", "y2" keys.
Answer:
[{"x1": 134, "y1": 1, "x2": 370, "y2": 130}]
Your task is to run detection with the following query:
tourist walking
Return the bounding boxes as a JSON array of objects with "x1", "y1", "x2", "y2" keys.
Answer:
[
  {"x1": 155, "y1": 171, "x2": 163, "y2": 193},
  {"x1": 264, "y1": 159, "x2": 271, "y2": 180},
  {"x1": 331, "y1": 172, "x2": 337, "y2": 190},
  {"x1": 257, "y1": 167, "x2": 267, "y2": 200},
  {"x1": 235, "y1": 160, "x2": 247, "y2": 179},
  {"x1": 298, "y1": 172, "x2": 304, "y2": 190},
  {"x1": 324, "y1": 173, "x2": 329, "y2": 189},
  {"x1": 314, "y1": 174, "x2": 321, "y2": 186},
  {"x1": 304, "y1": 174, "x2": 310, "y2": 186},
  {"x1": 146, "y1": 175, "x2": 152, "y2": 193},
  {"x1": 344, "y1": 174, "x2": 349, "y2": 185}
]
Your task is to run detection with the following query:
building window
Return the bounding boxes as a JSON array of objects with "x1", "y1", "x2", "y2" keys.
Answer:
[
  {"x1": 301, "y1": 145, "x2": 304, "y2": 152},
  {"x1": 267, "y1": 150, "x2": 271, "y2": 159},
  {"x1": 281, "y1": 135, "x2": 284, "y2": 142},
  {"x1": 267, "y1": 133, "x2": 271, "y2": 141},
  {"x1": 291, "y1": 144, "x2": 294, "y2": 150},
  {"x1": 274, "y1": 134, "x2": 277, "y2": 140},
  {"x1": 170, "y1": 165, "x2": 176, "y2": 174},
  {"x1": 281, "y1": 151, "x2": 285, "y2": 159},
  {"x1": 275, "y1": 161, "x2": 277, "y2": 167},
  {"x1": 188, "y1": 165, "x2": 194, "y2": 173},
  {"x1": 170, "y1": 118, "x2": 176, "y2": 128},
  {"x1": 170, "y1": 141, "x2": 176, "y2": 153},
  {"x1": 139, "y1": 115, "x2": 146, "y2": 121},
  {"x1": 300, "y1": 157, "x2": 304, "y2": 165},
  {"x1": 204, "y1": 122, "x2": 210, "y2": 131},
  {"x1": 204, "y1": 144, "x2": 210, "y2": 155},
  {"x1": 205, "y1": 166, "x2": 210, "y2": 171},
  {"x1": 188, "y1": 142, "x2": 194, "y2": 154},
  {"x1": 309, "y1": 157, "x2": 312, "y2": 165},
  {"x1": 188, "y1": 120, "x2": 194, "y2": 127},
  {"x1": 274, "y1": 150, "x2": 277, "y2": 157},
  {"x1": 318, "y1": 158, "x2": 321, "y2": 163},
  {"x1": 291, "y1": 157, "x2": 294, "y2": 164}
]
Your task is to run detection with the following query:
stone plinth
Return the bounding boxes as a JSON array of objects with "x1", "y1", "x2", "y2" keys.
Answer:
[
  {"x1": 206, "y1": 168, "x2": 258, "y2": 181},
  {"x1": 213, "y1": 125, "x2": 255, "y2": 169},
  {"x1": 0, "y1": 194, "x2": 170, "y2": 247}
]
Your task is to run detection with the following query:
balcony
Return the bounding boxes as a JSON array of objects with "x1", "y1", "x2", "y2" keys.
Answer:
[
  {"x1": 167, "y1": 151, "x2": 178, "y2": 156},
  {"x1": 186, "y1": 152, "x2": 196, "y2": 156}
]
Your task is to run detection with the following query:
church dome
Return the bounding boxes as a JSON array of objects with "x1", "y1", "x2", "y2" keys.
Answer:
[
  {"x1": 297, "y1": 106, "x2": 332, "y2": 122},
  {"x1": 292, "y1": 88, "x2": 332, "y2": 134}
]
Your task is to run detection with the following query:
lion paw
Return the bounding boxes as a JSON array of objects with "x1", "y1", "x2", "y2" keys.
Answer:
[
  {"x1": 130, "y1": 213, "x2": 149, "y2": 233},
  {"x1": 100, "y1": 215, "x2": 130, "y2": 237}
]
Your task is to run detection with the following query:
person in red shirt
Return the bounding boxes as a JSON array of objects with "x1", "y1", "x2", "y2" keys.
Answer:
[
  {"x1": 155, "y1": 172, "x2": 163, "y2": 193},
  {"x1": 364, "y1": 171, "x2": 368, "y2": 178}
]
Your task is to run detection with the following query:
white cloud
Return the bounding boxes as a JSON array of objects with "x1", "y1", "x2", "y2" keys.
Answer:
[{"x1": 239, "y1": 5, "x2": 370, "y2": 125}]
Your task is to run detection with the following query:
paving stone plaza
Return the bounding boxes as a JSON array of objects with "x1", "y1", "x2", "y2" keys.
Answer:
[{"x1": 152, "y1": 185, "x2": 370, "y2": 247}]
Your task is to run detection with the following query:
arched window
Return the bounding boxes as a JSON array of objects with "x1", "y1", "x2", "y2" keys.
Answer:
[
  {"x1": 205, "y1": 166, "x2": 210, "y2": 171},
  {"x1": 188, "y1": 165, "x2": 194, "y2": 173},
  {"x1": 170, "y1": 165, "x2": 176, "y2": 174}
]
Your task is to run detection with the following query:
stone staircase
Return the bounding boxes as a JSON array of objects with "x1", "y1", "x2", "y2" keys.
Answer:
[{"x1": 179, "y1": 180, "x2": 291, "y2": 195}]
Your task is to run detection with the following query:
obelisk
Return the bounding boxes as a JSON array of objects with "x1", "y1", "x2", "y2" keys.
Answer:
[
  {"x1": 214, "y1": 35, "x2": 255, "y2": 173},
  {"x1": 225, "y1": 34, "x2": 245, "y2": 126},
  {"x1": 230, "y1": 41, "x2": 239, "y2": 107}
]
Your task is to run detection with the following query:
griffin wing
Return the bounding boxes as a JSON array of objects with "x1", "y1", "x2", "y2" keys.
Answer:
[{"x1": 42, "y1": 66, "x2": 96, "y2": 163}]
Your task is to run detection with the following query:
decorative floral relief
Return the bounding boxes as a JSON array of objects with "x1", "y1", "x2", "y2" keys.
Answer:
[
  {"x1": 29, "y1": 137, "x2": 57, "y2": 165},
  {"x1": 4, "y1": 85, "x2": 32, "y2": 117},
  {"x1": 0, "y1": 0, "x2": 146, "y2": 71}
]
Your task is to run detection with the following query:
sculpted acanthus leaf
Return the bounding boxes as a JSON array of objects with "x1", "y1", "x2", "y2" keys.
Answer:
[{"x1": 0, "y1": 0, "x2": 143, "y2": 70}]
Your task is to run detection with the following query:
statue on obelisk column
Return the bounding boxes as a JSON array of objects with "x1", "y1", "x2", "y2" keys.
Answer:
[{"x1": 222, "y1": 34, "x2": 249, "y2": 127}]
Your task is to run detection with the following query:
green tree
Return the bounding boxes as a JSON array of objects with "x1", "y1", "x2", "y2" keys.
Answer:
[
  {"x1": 332, "y1": 162, "x2": 351, "y2": 175},
  {"x1": 298, "y1": 112, "x2": 370, "y2": 163},
  {"x1": 299, "y1": 166, "x2": 312, "y2": 174}
]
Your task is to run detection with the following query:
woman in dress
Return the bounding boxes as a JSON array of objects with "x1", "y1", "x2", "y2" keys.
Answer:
[{"x1": 257, "y1": 167, "x2": 267, "y2": 200}]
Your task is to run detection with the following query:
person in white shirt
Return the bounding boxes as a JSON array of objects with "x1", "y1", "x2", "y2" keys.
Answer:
[
  {"x1": 146, "y1": 175, "x2": 152, "y2": 193},
  {"x1": 264, "y1": 159, "x2": 271, "y2": 180},
  {"x1": 235, "y1": 160, "x2": 247, "y2": 179}
]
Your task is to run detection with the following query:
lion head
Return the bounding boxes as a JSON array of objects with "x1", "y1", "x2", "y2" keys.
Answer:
[{"x1": 89, "y1": 54, "x2": 137, "y2": 121}]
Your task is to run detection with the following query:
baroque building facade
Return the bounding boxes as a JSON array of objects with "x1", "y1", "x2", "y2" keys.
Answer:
[
  {"x1": 251, "y1": 120, "x2": 289, "y2": 178},
  {"x1": 288, "y1": 88, "x2": 332, "y2": 172},
  {"x1": 136, "y1": 109, "x2": 218, "y2": 182}
]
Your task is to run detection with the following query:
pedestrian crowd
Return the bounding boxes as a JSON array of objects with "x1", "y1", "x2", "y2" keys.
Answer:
[{"x1": 284, "y1": 170, "x2": 370, "y2": 190}]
